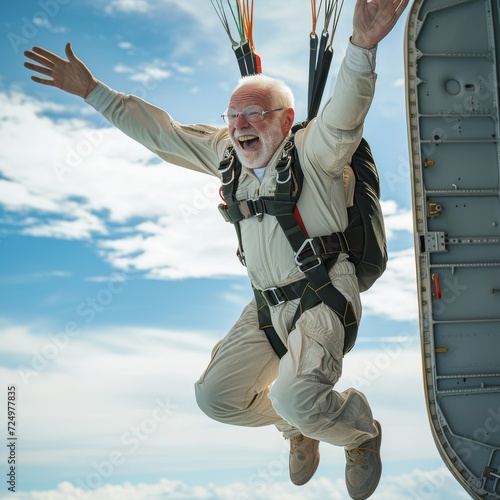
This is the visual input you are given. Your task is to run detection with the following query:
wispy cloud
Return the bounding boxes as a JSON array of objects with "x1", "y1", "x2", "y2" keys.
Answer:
[
  {"x1": 362, "y1": 247, "x2": 419, "y2": 322},
  {"x1": 0, "y1": 270, "x2": 71, "y2": 285},
  {"x1": 128, "y1": 63, "x2": 171, "y2": 85},
  {"x1": 32, "y1": 16, "x2": 68, "y2": 34},
  {"x1": 104, "y1": 0, "x2": 151, "y2": 15},
  {"x1": 10, "y1": 468, "x2": 468, "y2": 499},
  {"x1": 0, "y1": 88, "x2": 416, "y2": 315},
  {"x1": 1, "y1": 317, "x2": 466, "y2": 499}
]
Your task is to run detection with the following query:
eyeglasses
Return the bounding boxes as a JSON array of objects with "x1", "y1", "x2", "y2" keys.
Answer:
[{"x1": 221, "y1": 105, "x2": 284, "y2": 126}]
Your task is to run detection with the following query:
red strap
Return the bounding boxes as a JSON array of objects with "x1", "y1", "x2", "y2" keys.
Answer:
[
  {"x1": 219, "y1": 186, "x2": 227, "y2": 206},
  {"x1": 293, "y1": 206, "x2": 309, "y2": 238}
]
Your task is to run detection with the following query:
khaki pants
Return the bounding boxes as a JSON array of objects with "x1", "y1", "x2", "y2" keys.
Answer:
[{"x1": 194, "y1": 267, "x2": 377, "y2": 450}]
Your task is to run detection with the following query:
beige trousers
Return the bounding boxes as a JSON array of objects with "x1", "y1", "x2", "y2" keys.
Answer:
[{"x1": 194, "y1": 268, "x2": 377, "y2": 450}]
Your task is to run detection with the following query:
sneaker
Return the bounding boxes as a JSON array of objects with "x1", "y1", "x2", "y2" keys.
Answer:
[
  {"x1": 289, "y1": 434, "x2": 320, "y2": 486},
  {"x1": 344, "y1": 420, "x2": 382, "y2": 500}
]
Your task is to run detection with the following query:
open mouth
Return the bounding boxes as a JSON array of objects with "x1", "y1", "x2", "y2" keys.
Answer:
[{"x1": 237, "y1": 135, "x2": 260, "y2": 150}]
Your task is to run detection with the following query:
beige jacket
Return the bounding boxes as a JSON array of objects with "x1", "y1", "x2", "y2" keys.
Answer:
[{"x1": 86, "y1": 42, "x2": 377, "y2": 346}]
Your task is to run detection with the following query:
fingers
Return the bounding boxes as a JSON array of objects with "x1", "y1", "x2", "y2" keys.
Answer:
[
  {"x1": 24, "y1": 50, "x2": 53, "y2": 68},
  {"x1": 65, "y1": 42, "x2": 85, "y2": 67},
  {"x1": 32, "y1": 46, "x2": 60, "y2": 63},
  {"x1": 24, "y1": 48, "x2": 58, "y2": 70},
  {"x1": 23, "y1": 61, "x2": 53, "y2": 77},
  {"x1": 65, "y1": 42, "x2": 76, "y2": 62},
  {"x1": 30, "y1": 75, "x2": 56, "y2": 87}
]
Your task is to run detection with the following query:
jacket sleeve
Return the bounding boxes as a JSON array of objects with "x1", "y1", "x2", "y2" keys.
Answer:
[
  {"x1": 296, "y1": 41, "x2": 377, "y2": 178},
  {"x1": 85, "y1": 83, "x2": 228, "y2": 177}
]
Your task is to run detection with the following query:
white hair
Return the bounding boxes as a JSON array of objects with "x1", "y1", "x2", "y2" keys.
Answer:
[{"x1": 233, "y1": 74, "x2": 295, "y2": 109}]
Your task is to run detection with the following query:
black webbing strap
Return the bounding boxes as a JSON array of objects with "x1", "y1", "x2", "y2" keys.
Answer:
[
  {"x1": 308, "y1": 33, "x2": 318, "y2": 114},
  {"x1": 253, "y1": 278, "x2": 313, "y2": 359},
  {"x1": 234, "y1": 41, "x2": 257, "y2": 77},
  {"x1": 263, "y1": 142, "x2": 358, "y2": 354},
  {"x1": 218, "y1": 140, "x2": 359, "y2": 356},
  {"x1": 263, "y1": 196, "x2": 358, "y2": 354},
  {"x1": 308, "y1": 30, "x2": 334, "y2": 121}
]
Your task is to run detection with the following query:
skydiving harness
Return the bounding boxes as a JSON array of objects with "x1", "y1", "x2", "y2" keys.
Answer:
[
  {"x1": 217, "y1": 130, "x2": 387, "y2": 357},
  {"x1": 212, "y1": 0, "x2": 387, "y2": 358}
]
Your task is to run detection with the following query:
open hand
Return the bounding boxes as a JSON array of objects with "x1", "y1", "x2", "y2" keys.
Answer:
[
  {"x1": 24, "y1": 43, "x2": 98, "y2": 99},
  {"x1": 351, "y1": 0, "x2": 409, "y2": 49}
]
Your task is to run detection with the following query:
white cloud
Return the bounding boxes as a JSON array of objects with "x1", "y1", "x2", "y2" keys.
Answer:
[
  {"x1": 10, "y1": 468, "x2": 468, "y2": 499},
  {"x1": 362, "y1": 247, "x2": 419, "y2": 322},
  {"x1": 0, "y1": 89, "x2": 242, "y2": 279},
  {"x1": 381, "y1": 200, "x2": 414, "y2": 239},
  {"x1": 0, "y1": 270, "x2": 71, "y2": 286},
  {"x1": 117, "y1": 41, "x2": 133, "y2": 50},
  {"x1": 393, "y1": 77, "x2": 405, "y2": 88},
  {"x1": 1, "y1": 318, "x2": 468, "y2": 499},
  {"x1": 0, "y1": 87, "x2": 419, "y2": 301},
  {"x1": 32, "y1": 16, "x2": 68, "y2": 33},
  {"x1": 22, "y1": 208, "x2": 107, "y2": 240},
  {"x1": 0, "y1": 179, "x2": 60, "y2": 212},
  {"x1": 104, "y1": 0, "x2": 150, "y2": 14},
  {"x1": 129, "y1": 63, "x2": 171, "y2": 85},
  {"x1": 112, "y1": 63, "x2": 135, "y2": 74}
]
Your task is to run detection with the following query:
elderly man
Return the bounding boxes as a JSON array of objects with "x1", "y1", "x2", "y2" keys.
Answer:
[{"x1": 24, "y1": 1, "x2": 407, "y2": 498}]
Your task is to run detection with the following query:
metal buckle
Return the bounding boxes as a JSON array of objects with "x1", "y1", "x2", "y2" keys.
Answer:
[
  {"x1": 262, "y1": 287, "x2": 286, "y2": 307},
  {"x1": 219, "y1": 154, "x2": 235, "y2": 185},
  {"x1": 276, "y1": 140, "x2": 293, "y2": 184},
  {"x1": 239, "y1": 199, "x2": 263, "y2": 219},
  {"x1": 294, "y1": 238, "x2": 322, "y2": 272},
  {"x1": 218, "y1": 203, "x2": 231, "y2": 222},
  {"x1": 276, "y1": 156, "x2": 292, "y2": 184}
]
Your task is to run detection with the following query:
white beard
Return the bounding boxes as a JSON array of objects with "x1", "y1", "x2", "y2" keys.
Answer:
[{"x1": 231, "y1": 125, "x2": 285, "y2": 169}]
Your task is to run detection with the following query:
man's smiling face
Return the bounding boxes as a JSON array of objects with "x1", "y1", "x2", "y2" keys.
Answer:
[{"x1": 227, "y1": 84, "x2": 293, "y2": 169}]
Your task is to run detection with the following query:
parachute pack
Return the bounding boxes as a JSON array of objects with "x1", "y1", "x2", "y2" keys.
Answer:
[{"x1": 213, "y1": 1, "x2": 388, "y2": 355}]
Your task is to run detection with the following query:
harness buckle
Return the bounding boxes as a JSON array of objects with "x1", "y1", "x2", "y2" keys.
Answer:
[
  {"x1": 218, "y1": 203, "x2": 231, "y2": 222},
  {"x1": 219, "y1": 153, "x2": 235, "y2": 185},
  {"x1": 261, "y1": 286, "x2": 286, "y2": 307},
  {"x1": 276, "y1": 140, "x2": 294, "y2": 184},
  {"x1": 294, "y1": 238, "x2": 323, "y2": 273},
  {"x1": 239, "y1": 199, "x2": 263, "y2": 219}
]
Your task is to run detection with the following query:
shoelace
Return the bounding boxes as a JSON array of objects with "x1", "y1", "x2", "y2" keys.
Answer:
[
  {"x1": 290, "y1": 435, "x2": 304, "y2": 453},
  {"x1": 346, "y1": 446, "x2": 379, "y2": 465}
]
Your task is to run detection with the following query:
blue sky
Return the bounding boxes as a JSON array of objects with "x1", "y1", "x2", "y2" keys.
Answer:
[{"x1": 0, "y1": 1, "x2": 470, "y2": 499}]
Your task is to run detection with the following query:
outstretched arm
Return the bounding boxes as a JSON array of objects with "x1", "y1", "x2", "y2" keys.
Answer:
[
  {"x1": 351, "y1": 0, "x2": 409, "y2": 49},
  {"x1": 24, "y1": 43, "x2": 98, "y2": 99}
]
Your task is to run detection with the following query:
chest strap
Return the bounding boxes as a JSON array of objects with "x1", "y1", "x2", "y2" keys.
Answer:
[{"x1": 218, "y1": 140, "x2": 358, "y2": 356}]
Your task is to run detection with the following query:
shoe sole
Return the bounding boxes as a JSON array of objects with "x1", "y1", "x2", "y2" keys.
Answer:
[
  {"x1": 291, "y1": 440, "x2": 320, "y2": 486},
  {"x1": 347, "y1": 420, "x2": 382, "y2": 500}
]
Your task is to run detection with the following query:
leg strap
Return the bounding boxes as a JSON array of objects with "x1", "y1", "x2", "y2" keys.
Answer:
[{"x1": 253, "y1": 278, "x2": 358, "y2": 359}]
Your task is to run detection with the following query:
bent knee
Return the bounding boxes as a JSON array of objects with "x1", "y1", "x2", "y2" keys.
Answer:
[
  {"x1": 269, "y1": 383, "x2": 309, "y2": 425},
  {"x1": 269, "y1": 375, "x2": 327, "y2": 435},
  {"x1": 194, "y1": 380, "x2": 240, "y2": 423},
  {"x1": 195, "y1": 379, "x2": 221, "y2": 420},
  {"x1": 270, "y1": 392, "x2": 325, "y2": 437}
]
